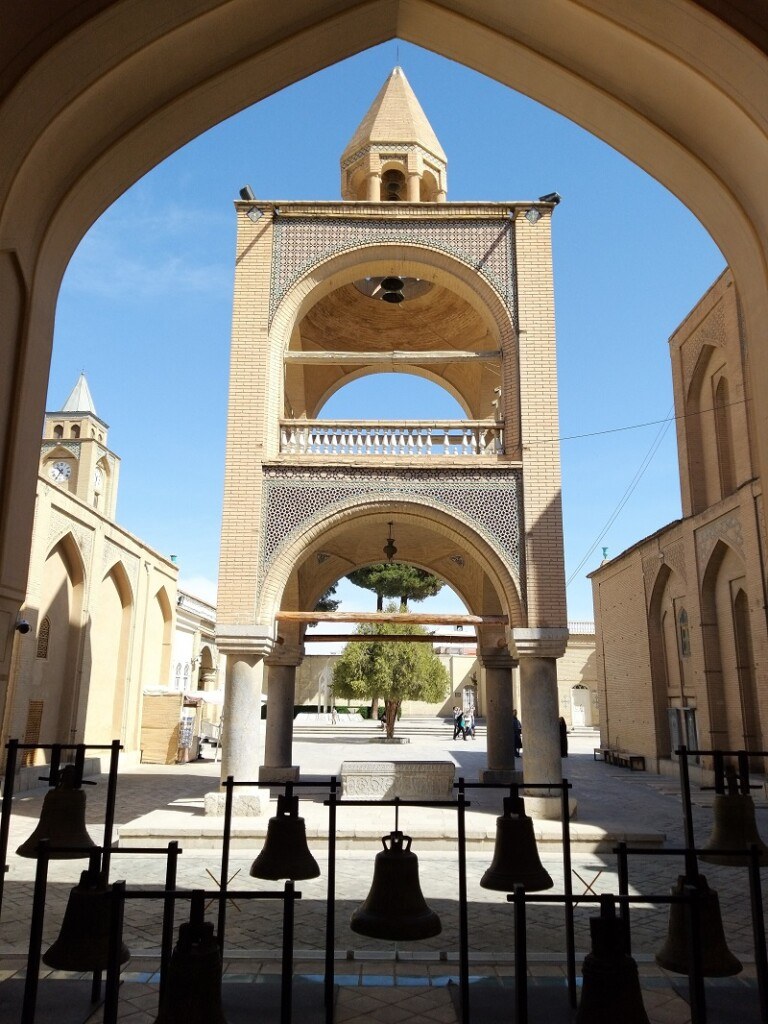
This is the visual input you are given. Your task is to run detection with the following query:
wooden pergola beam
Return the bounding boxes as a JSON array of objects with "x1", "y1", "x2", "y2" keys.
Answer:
[
  {"x1": 276, "y1": 611, "x2": 507, "y2": 625},
  {"x1": 302, "y1": 633, "x2": 478, "y2": 644},
  {"x1": 284, "y1": 350, "x2": 500, "y2": 364}
]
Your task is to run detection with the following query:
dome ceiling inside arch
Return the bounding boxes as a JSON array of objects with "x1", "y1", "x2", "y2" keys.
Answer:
[{"x1": 288, "y1": 280, "x2": 502, "y2": 418}]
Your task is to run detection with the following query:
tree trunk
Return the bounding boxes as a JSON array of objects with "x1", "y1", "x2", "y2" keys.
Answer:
[
  {"x1": 376, "y1": 591, "x2": 383, "y2": 612},
  {"x1": 384, "y1": 699, "x2": 400, "y2": 738},
  {"x1": 370, "y1": 695, "x2": 379, "y2": 720}
]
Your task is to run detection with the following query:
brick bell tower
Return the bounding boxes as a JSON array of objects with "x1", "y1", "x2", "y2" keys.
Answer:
[{"x1": 216, "y1": 67, "x2": 568, "y2": 816}]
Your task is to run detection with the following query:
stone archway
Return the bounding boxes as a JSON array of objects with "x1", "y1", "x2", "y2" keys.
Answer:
[{"x1": 4, "y1": 2, "x2": 768, "y2": 747}]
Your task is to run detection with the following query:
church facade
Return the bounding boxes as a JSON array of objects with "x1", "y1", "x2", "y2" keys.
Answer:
[
  {"x1": 216, "y1": 68, "x2": 569, "y2": 811},
  {"x1": 2, "y1": 375, "x2": 179, "y2": 771},
  {"x1": 591, "y1": 270, "x2": 768, "y2": 772}
]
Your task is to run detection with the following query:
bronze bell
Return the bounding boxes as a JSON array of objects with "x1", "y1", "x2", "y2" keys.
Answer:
[
  {"x1": 480, "y1": 794, "x2": 554, "y2": 892},
  {"x1": 43, "y1": 866, "x2": 130, "y2": 972},
  {"x1": 655, "y1": 874, "x2": 742, "y2": 977},
  {"x1": 576, "y1": 897, "x2": 650, "y2": 1024},
  {"x1": 350, "y1": 830, "x2": 441, "y2": 941},
  {"x1": 17, "y1": 764, "x2": 97, "y2": 859},
  {"x1": 250, "y1": 793, "x2": 320, "y2": 880},
  {"x1": 155, "y1": 892, "x2": 227, "y2": 1024},
  {"x1": 700, "y1": 776, "x2": 768, "y2": 867}
]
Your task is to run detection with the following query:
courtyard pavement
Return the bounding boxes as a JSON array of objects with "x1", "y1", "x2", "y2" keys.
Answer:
[{"x1": 0, "y1": 718, "x2": 766, "y2": 1022}]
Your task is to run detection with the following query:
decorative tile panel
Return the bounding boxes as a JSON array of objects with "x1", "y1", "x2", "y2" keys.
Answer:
[
  {"x1": 41, "y1": 441, "x2": 81, "y2": 458},
  {"x1": 271, "y1": 217, "x2": 515, "y2": 322},
  {"x1": 695, "y1": 511, "x2": 744, "y2": 572},
  {"x1": 261, "y1": 466, "x2": 522, "y2": 582}
]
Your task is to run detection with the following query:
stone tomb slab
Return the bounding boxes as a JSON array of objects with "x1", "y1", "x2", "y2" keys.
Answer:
[{"x1": 340, "y1": 760, "x2": 455, "y2": 800}]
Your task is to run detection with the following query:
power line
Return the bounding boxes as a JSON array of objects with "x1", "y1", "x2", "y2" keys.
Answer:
[{"x1": 566, "y1": 408, "x2": 674, "y2": 587}]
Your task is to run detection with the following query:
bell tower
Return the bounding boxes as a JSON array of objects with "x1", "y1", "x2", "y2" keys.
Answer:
[
  {"x1": 341, "y1": 67, "x2": 447, "y2": 203},
  {"x1": 40, "y1": 373, "x2": 120, "y2": 518}
]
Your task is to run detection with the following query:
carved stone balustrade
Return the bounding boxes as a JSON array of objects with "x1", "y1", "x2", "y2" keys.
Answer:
[{"x1": 279, "y1": 420, "x2": 503, "y2": 457}]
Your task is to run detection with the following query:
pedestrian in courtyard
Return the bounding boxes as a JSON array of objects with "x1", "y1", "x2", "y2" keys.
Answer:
[
  {"x1": 513, "y1": 709, "x2": 522, "y2": 756},
  {"x1": 466, "y1": 706, "x2": 476, "y2": 739},
  {"x1": 453, "y1": 705, "x2": 467, "y2": 740}
]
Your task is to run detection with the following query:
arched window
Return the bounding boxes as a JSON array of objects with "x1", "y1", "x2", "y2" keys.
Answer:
[
  {"x1": 381, "y1": 169, "x2": 405, "y2": 201},
  {"x1": 174, "y1": 662, "x2": 182, "y2": 690},
  {"x1": 714, "y1": 376, "x2": 736, "y2": 497},
  {"x1": 183, "y1": 664, "x2": 190, "y2": 691},
  {"x1": 678, "y1": 609, "x2": 691, "y2": 657},
  {"x1": 70, "y1": 424, "x2": 80, "y2": 438},
  {"x1": 53, "y1": 424, "x2": 63, "y2": 439},
  {"x1": 36, "y1": 617, "x2": 50, "y2": 659}
]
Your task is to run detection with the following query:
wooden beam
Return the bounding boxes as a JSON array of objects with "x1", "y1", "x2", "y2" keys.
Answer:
[
  {"x1": 276, "y1": 611, "x2": 507, "y2": 625},
  {"x1": 284, "y1": 350, "x2": 500, "y2": 364},
  {"x1": 302, "y1": 633, "x2": 478, "y2": 643}
]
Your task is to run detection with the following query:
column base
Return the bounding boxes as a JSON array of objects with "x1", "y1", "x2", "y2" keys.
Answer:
[
  {"x1": 258, "y1": 765, "x2": 300, "y2": 784},
  {"x1": 523, "y1": 793, "x2": 578, "y2": 820},
  {"x1": 203, "y1": 790, "x2": 268, "y2": 816},
  {"x1": 479, "y1": 768, "x2": 523, "y2": 785}
]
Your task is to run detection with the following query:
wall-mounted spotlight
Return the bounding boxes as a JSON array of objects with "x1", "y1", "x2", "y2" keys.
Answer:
[
  {"x1": 538, "y1": 192, "x2": 562, "y2": 205},
  {"x1": 239, "y1": 185, "x2": 263, "y2": 222},
  {"x1": 15, "y1": 618, "x2": 30, "y2": 634},
  {"x1": 524, "y1": 208, "x2": 541, "y2": 225}
]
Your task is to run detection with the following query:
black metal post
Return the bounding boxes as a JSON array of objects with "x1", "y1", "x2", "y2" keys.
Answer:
[
  {"x1": 616, "y1": 841, "x2": 631, "y2": 952},
  {"x1": 89, "y1": 846, "x2": 105, "y2": 1005},
  {"x1": 101, "y1": 739, "x2": 121, "y2": 877},
  {"x1": 281, "y1": 880, "x2": 295, "y2": 1024},
  {"x1": 21, "y1": 839, "x2": 50, "y2": 1024},
  {"x1": 678, "y1": 745, "x2": 696, "y2": 851},
  {"x1": 560, "y1": 780, "x2": 576, "y2": 1008},
  {"x1": 159, "y1": 841, "x2": 180, "y2": 1010},
  {"x1": 456, "y1": 779, "x2": 470, "y2": 1024},
  {"x1": 513, "y1": 884, "x2": 528, "y2": 1024},
  {"x1": 0, "y1": 738, "x2": 19, "y2": 921},
  {"x1": 218, "y1": 775, "x2": 234, "y2": 951},
  {"x1": 713, "y1": 751, "x2": 726, "y2": 794},
  {"x1": 324, "y1": 777, "x2": 338, "y2": 1024},
  {"x1": 49, "y1": 743, "x2": 62, "y2": 784},
  {"x1": 103, "y1": 879, "x2": 126, "y2": 1024},
  {"x1": 684, "y1": 881, "x2": 706, "y2": 1024},
  {"x1": 737, "y1": 749, "x2": 751, "y2": 794},
  {"x1": 748, "y1": 843, "x2": 768, "y2": 1023}
]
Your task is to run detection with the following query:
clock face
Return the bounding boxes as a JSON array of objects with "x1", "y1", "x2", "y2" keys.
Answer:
[{"x1": 48, "y1": 460, "x2": 72, "y2": 484}]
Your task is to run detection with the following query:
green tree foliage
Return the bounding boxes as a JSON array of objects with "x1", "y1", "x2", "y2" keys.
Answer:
[
  {"x1": 332, "y1": 610, "x2": 450, "y2": 737},
  {"x1": 346, "y1": 563, "x2": 444, "y2": 611},
  {"x1": 314, "y1": 583, "x2": 340, "y2": 612}
]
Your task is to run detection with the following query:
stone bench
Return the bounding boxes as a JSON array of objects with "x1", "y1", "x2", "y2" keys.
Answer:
[
  {"x1": 597, "y1": 748, "x2": 646, "y2": 771},
  {"x1": 340, "y1": 760, "x2": 456, "y2": 800}
]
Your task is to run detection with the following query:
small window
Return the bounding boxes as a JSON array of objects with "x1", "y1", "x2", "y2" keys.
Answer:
[
  {"x1": 53, "y1": 425, "x2": 63, "y2": 439},
  {"x1": 183, "y1": 664, "x2": 190, "y2": 692},
  {"x1": 70, "y1": 425, "x2": 80, "y2": 438},
  {"x1": 174, "y1": 663, "x2": 182, "y2": 690},
  {"x1": 36, "y1": 617, "x2": 50, "y2": 659},
  {"x1": 678, "y1": 609, "x2": 691, "y2": 657},
  {"x1": 381, "y1": 169, "x2": 405, "y2": 201}
]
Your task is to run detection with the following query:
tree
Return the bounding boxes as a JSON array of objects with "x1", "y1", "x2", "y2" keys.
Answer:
[
  {"x1": 314, "y1": 583, "x2": 340, "y2": 612},
  {"x1": 346, "y1": 563, "x2": 444, "y2": 611},
  {"x1": 332, "y1": 609, "x2": 450, "y2": 737}
]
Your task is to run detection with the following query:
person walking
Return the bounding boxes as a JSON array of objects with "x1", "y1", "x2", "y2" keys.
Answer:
[
  {"x1": 452, "y1": 706, "x2": 463, "y2": 739},
  {"x1": 513, "y1": 709, "x2": 522, "y2": 757},
  {"x1": 466, "y1": 707, "x2": 476, "y2": 739}
]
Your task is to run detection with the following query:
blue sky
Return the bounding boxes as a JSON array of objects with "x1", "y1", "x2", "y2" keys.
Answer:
[{"x1": 48, "y1": 41, "x2": 724, "y2": 625}]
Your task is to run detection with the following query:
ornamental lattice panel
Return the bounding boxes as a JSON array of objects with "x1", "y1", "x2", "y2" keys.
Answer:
[
  {"x1": 270, "y1": 217, "x2": 516, "y2": 322},
  {"x1": 261, "y1": 466, "x2": 522, "y2": 581}
]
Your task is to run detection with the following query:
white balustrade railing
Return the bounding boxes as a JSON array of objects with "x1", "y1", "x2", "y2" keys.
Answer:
[{"x1": 279, "y1": 420, "x2": 503, "y2": 457}]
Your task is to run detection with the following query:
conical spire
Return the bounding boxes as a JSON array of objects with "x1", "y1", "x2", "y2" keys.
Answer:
[
  {"x1": 61, "y1": 373, "x2": 97, "y2": 415},
  {"x1": 341, "y1": 68, "x2": 447, "y2": 202},
  {"x1": 342, "y1": 67, "x2": 446, "y2": 165}
]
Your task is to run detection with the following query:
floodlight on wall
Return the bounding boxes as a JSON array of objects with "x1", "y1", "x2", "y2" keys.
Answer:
[
  {"x1": 239, "y1": 185, "x2": 256, "y2": 201},
  {"x1": 538, "y1": 192, "x2": 562, "y2": 205},
  {"x1": 524, "y1": 208, "x2": 542, "y2": 225},
  {"x1": 383, "y1": 522, "x2": 397, "y2": 562},
  {"x1": 239, "y1": 184, "x2": 263, "y2": 222}
]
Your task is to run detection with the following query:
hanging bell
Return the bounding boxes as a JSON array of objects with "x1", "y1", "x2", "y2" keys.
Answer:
[
  {"x1": 655, "y1": 874, "x2": 742, "y2": 977},
  {"x1": 700, "y1": 780, "x2": 768, "y2": 867},
  {"x1": 17, "y1": 764, "x2": 97, "y2": 859},
  {"x1": 250, "y1": 793, "x2": 320, "y2": 880},
  {"x1": 350, "y1": 830, "x2": 441, "y2": 941},
  {"x1": 155, "y1": 892, "x2": 227, "y2": 1024},
  {"x1": 576, "y1": 897, "x2": 650, "y2": 1024},
  {"x1": 480, "y1": 794, "x2": 554, "y2": 892},
  {"x1": 43, "y1": 866, "x2": 130, "y2": 971}
]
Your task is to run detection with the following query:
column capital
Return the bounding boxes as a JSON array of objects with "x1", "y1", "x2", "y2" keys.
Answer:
[
  {"x1": 215, "y1": 625, "x2": 275, "y2": 659},
  {"x1": 265, "y1": 645, "x2": 304, "y2": 668},
  {"x1": 479, "y1": 648, "x2": 517, "y2": 670},
  {"x1": 512, "y1": 627, "x2": 569, "y2": 659}
]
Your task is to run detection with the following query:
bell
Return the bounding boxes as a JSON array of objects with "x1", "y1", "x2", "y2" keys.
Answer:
[
  {"x1": 380, "y1": 276, "x2": 404, "y2": 292},
  {"x1": 576, "y1": 897, "x2": 650, "y2": 1024},
  {"x1": 250, "y1": 793, "x2": 320, "y2": 880},
  {"x1": 16, "y1": 764, "x2": 97, "y2": 859},
  {"x1": 700, "y1": 784, "x2": 768, "y2": 867},
  {"x1": 43, "y1": 866, "x2": 130, "y2": 971},
  {"x1": 655, "y1": 874, "x2": 742, "y2": 977},
  {"x1": 480, "y1": 794, "x2": 554, "y2": 892},
  {"x1": 155, "y1": 892, "x2": 227, "y2": 1024},
  {"x1": 350, "y1": 830, "x2": 441, "y2": 941}
]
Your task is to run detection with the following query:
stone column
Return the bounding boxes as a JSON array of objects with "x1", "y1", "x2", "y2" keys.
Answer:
[
  {"x1": 407, "y1": 171, "x2": 421, "y2": 202},
  {"x1": 260, "y1": 652, "x2": 301, "y2": 783},
  {"x1": 479, "y1": 652, "x2": 521, "y2": 784},
  {"x1": 366, "y1": 172, "x2": 381, "y2": 201},
  {"x1": 513, "y1": 627, "x2": 570, "y2": 819},
  {"x1": 206, "y1": 630, "x2": 273, "y2": 815}
]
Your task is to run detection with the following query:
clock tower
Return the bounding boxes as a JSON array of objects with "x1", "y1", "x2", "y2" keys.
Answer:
[{"x1": 40, "y1": 373, "x2": 120, "y2": 518}]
